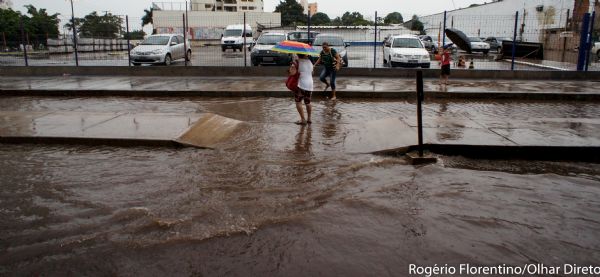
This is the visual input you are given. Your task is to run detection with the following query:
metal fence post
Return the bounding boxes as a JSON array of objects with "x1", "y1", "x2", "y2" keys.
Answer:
[
  {"x1": 19, "y1": 18, "x2": 28, "y2": 66},
  {"x1": 243, "y1": 12, "x2": 247, "y2": 67},
  {"x1": 585, "y1": 11, "x2": 595, "y2": 72},
  {"x1": 511, "y1": 11, "x2": 519, "y2": 71},
  {"x1": 308, "y1": 11, "x2": 311, "y2": 44},
  {"x1": 577, "y1": 13, "x2": 591, "y2": 71},
  {"x1": 183, "y1": 13, "x2": 188, "y2": 66},
  {"x1": 416, "y1": 70, "x2": 424, "y2": 157},
  {"x1": 374, "y1": 11, "x2": 377, "y2": 69},
  {"x1": 70, "y1": 0, "x2": 79, "y2": 66},
  {"x1": 126, "y1": 15, "x2": 131, "y2": 67},
  {"x1": 1, "y1": 32, "x2": 6, "y2": 51},
  {"x1": 442, "y1": 11, "x2": 447, "y2": 46}
]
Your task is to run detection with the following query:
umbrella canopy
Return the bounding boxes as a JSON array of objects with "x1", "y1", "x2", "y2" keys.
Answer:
[
  {"x1": 272, "y1": 40, "x2": 320, "y2": 56},
  {"x1": 445, "y1": 28, "x2": 472, "y2": 53}
]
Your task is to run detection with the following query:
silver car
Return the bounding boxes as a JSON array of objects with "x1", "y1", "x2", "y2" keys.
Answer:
[{"x1": 131, "y1": 34, "x2": 191, "y2": 66}]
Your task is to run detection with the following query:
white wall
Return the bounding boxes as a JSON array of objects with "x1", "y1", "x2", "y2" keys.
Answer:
[
  {"x1": 154, "y1": 10, "x2": 281, "y2": 39},
  {"x1": 419, "y1": 0, "x2": 572, "y2": 42}
]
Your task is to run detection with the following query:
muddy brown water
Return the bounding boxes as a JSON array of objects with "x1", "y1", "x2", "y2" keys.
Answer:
[{"x1": 1, "y1": 97, "x2": 599, "y2": 276}]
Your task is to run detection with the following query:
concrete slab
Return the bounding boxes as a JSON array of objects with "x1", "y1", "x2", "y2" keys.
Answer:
[
  {"x1": 491, "y1": 128, "x2": 600, "y2": 147},
  {"x1": 176, "y1": 113, "x2": 247, "y2": 149}
]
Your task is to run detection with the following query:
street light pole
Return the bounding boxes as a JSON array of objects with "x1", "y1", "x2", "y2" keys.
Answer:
[{"x1": 70, "y1": 0, "x2": 79, "y2": 66}]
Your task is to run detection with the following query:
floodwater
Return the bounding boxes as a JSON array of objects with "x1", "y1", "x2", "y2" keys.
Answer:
[{"x1": 1, "y1": 97, "x2": 600, "y2": 276}]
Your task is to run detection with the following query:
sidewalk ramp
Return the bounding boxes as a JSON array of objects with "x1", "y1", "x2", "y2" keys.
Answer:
[{"x1": 176, "y1": 113, "x2": 246, "y2": 149}]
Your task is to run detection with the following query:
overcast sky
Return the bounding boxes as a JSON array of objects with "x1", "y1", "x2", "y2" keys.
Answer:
[{"x1": 11, "y1": 0, "x2": 489, "y2": 28}]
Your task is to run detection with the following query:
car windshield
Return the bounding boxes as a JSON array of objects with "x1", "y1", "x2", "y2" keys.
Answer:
[
  {"x1": 313, "y1": 36, "x2": 344, "y2": 46},
  {"x1": 392, "y1": 38, "x2": 423, "y2": 48},
  {"x1": 140, "y1": 36, "x2": 170, "y2": 45},
  {"x1": 224, "y1": 29, "x2": 242, "y2": 37},
  {"x1": 469, "y1": 37, "x2": 483, "y2": 42},
  {"x1": 257, "y1": 35, "x2": 286, "y2": 45}
]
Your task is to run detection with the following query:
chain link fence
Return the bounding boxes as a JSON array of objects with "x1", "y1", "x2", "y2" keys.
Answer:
[{"x1": 1, "y1": 9, "x2": 599, "y2": 71}]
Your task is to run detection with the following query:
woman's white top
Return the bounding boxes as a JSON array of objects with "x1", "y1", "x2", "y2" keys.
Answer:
[{"x1": 297, "y1": 59, "x2": 314, "y2": 92}]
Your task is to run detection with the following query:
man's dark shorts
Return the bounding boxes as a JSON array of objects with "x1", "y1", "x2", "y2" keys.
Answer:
[
  {"x1": 441, "y1": 64, "x2": 451, "y2": 75},
  {"x1": 295, "y1": 88, "x2": 312, "y2": 105}
]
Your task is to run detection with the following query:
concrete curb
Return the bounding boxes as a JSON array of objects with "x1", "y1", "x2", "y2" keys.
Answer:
[
  {"x1": 2, "y1": 89, "x2": 599, "y2": 101},
  {"x1": 1, "y1": 136, "x2": 599, "y2": 162},
  {"x1": 2, "y1": 66, "x2": 600, "y2": 80},
  {"x1": 376, "y1": 144, "x2": 600, "y2": 163}
]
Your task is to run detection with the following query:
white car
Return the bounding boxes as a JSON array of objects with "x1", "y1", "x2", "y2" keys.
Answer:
[
  {"x1": 221, "y1": 24, "x2": 253, "y2": 52},
  {"x1": 131, "y1": 34, "x2": 191, "y2": 66},
  {"x1": 383, "y1": 35, "x2": 431, "y2": 68},
  {"x1": 468, "y1": 36, "x2": 490, "y2": 55},
  {"x1": 592, "y1": 42, "x2": 600, "y2": 61}
]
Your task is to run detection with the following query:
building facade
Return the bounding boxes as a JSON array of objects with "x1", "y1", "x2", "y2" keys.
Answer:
[
  {"x1": 189, "y1": 0, "x2": 264, "y2": 12},
  {"x1": 0, "y1": 0, "x2": 13, "y2": 9}
]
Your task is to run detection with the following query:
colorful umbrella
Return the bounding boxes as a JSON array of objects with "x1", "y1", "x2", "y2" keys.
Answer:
[{"x1": 271, "y1": 40, "x2": 320, "y2": 56}]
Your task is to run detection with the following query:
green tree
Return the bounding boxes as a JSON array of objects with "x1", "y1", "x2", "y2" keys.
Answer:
[
  {"x1": 341, "y1": 11, "x2": 371, "y2": 26},
  {"x1": 274, "y1": 0, "x2": 306, "y2": 27},
  {"x1": 384, "y1": 12, "x2": 403, "y2": 25},
  {"x1": 405, "y1": 15, "x2": 425, "y2": 35},
  {"x1": 123, "y1": 30, "x2": 146, "y2": 40},
  {"x1": 78, "y1": 12, "x2": 124, "y2": 38},
  {"x1": 310, "y1": 12, "x2": 331, "y2": 26},
  {"x1": 142, "y1": 7, "x2": 156, "y2": 34},
  {"x1": 0, "y1": 8, "x2": 22, "y2": 49},
  {"x1": 331, "y1": 16, "x2": 342, "y2": 26}
]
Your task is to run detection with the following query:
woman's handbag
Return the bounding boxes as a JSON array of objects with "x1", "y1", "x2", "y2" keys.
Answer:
[{"x1": 286, "y1": 61, "x2": 300, "y2": 92}]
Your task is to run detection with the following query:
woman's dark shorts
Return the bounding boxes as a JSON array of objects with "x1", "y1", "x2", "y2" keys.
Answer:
[
  {"x1": 295, "y1": 88, "x2": 312, "y2": 104},
  {"x1": 441, "y1": 64, "x2": 451, "y2": 76}
]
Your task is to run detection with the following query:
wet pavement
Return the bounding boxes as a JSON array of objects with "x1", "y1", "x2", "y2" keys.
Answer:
[
  {"x1": 1, "y1": 97, "x2": 599, "y2": 153},
  {"x1": 2, "y1": 75, "x2": 600, "y2": 97},
  {"x1": 1, "y1": 96, "x2": 600, "y2": 276}
]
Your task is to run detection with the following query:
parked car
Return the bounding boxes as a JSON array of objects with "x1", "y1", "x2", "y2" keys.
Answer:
[
  {"x1": 593, "y1": 42, "x2": 600, "y2": 61},
  {"x1": 484, "y1": 37, "x2": 513, "y2": 53},
  {"x1": 250, "y1": 32, "x2": 290, "y2": 66},
  {"x1": 383, "y1": 35, "x2": 431, "y2": 68},
  {"x1": 468, "y1": 36, "x2": 490, "y2": 54},
  {"x1": 287, "y1": 31, "x2": 320, "y2": 45},
  {"x1": 419, "y1": 35, "x2": 435, "y2": 52},
  {"x1": 221, "y1": 24, "x2": 253, "y2": 52},
  {"x1": 312, "y1": 34, "x2": 349, "y2": 67},
  {"x1": 131, "y1": 34, "x2": 191, "y2": 66}
]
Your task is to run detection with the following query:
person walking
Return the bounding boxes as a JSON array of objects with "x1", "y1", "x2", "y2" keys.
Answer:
[
  {"x1": 314, "y1": 42, "x2": 342, "y2": 100},
  {"x1": 294, "y1": 54, "x2": 314, "y2": 125},
  {"x1": 440, "y1": 44, "x2": 452, "y2": 86}
]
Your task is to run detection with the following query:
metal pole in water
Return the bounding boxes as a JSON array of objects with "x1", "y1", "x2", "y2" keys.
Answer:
[
  {"x1": 416, "y1": 70, "x2": 424, "y2": 157},
  {"x1": 585, "y1": 11, "x2": 595, "y2": 72},
  {"x1": 511, "y1": 11, "x2": 519, "y2": 71},
  {"x1": 577, "y1": 13, "x2": 591, "y2": 71},
  {"x1": 183, "y1": 13, "x2": 188, "y2": 66}
]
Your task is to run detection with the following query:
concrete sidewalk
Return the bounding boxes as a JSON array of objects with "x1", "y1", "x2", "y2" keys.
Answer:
[{"x1": 1, "y1": 76, "x2": 599, "y2": 100}]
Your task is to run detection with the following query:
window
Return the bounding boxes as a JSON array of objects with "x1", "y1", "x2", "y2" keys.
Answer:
[
  {"x1": 249, "y1": 6, "x2": 255, "y2": 10},
  {"x1": 205, "y1": 4, "x2": 212, "y2": 8},
  {"x1": 170, "y1": 36, "x2": 180, "y2": 45},
  {"x1": 177, "y1": 36, "x2": 185, "y2": 43}
]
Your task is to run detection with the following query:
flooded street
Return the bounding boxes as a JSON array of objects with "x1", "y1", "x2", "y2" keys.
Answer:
[{"x1": 1, "y1": 96, "x2": 600, "y2": 276}]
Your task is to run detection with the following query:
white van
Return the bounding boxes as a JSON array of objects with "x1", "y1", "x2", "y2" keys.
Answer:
[{"x1": 221, "y1": 24, "x2": 253, "y2": 52}]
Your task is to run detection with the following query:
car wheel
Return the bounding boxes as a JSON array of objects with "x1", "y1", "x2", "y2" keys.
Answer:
[
  {"x1": 164, "y1": 54, "x2": 172, "y2": 66},
  {"x1": 483, "y1": 50, "x2": 489, "y2": 55},
  {"x1": 132, "y1": 62, "x2": 141, "y2": 66},
  {"x1": 389, "y1": 56, "x2": 393, "y2": 67},
  {"x1": 597, "y1": 50, "x2": 600, "y2": 61},
  {"x1": 221, "y1": 47, "x2": 226, "y2": 52},
  {"x1": 383, "y1": 57, "x2": 387, "y2": 64},
  {"x1": 186, "y1": 50, "x2": 192, "y2": 61}
]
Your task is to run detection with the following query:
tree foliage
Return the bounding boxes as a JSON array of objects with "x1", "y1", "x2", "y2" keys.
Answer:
[
  {"x1": 310, "y1": 12, "x2": 331, "y2": 26},
  {"x1": 123, "y1": 30, "x2": 146, "y2": 40},
  {"x1": 142, "y1": 7, "x2": 157, "y2": 35},
  {"x1": 340, "y1": 12, "x2": 372, "y2": 26},
  {"x1": 384, "y1": 12, "x2": 403, "y2": 25},
  {"x1": 405, "y1": 15, "x2": 425, "y2": 35},
  {"x1": 74, "y1": 12, "x2": 124, "y2": 39},
  {"x1": 274, "y1": 0, "x2": 306, "y2": 27},
  {"x1": 0, "y1": 6, "x2": 59, "y2": 49}
]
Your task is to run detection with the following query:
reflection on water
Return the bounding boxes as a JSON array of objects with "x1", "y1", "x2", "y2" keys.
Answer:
[{"x1": 1, "y1": 97, "x2": 600, "y2": 275}]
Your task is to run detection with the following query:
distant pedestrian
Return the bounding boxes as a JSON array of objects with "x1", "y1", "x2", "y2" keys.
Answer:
[
  {"x1": 294, "y1": 54, "x2": 314, "y2": 125},
  {"x1": 440, "y1": 44, "x2": 452, "y2": 86},
  {"x1": 314, "y1": 42, "x2": 342, "y2": 100}
]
